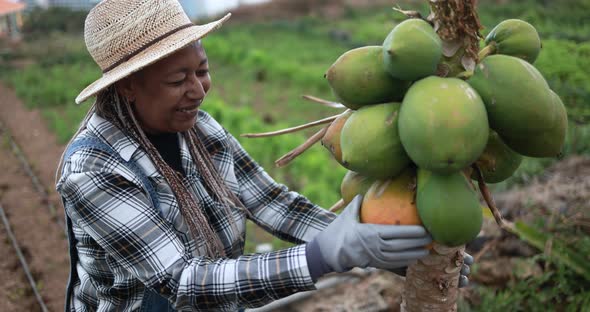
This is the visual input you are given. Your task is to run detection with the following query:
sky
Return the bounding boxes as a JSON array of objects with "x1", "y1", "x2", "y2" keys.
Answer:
[{"x1": 180, "y1": 0, "x2": 271, "y2": 18}]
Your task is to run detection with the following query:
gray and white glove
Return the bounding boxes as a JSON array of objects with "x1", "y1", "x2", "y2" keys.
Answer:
[
  {"x1": 459, "y1": 253, "x2": 473, "y2": 288},
  {"x1": 310, "y1": 195, "x2": 432, "y2": 273}
]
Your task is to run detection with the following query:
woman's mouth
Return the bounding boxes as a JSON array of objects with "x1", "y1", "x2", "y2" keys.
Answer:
[
  {"x1": 176, "y1": 106, "x2": 199, "y2": 113},
  {"x1": 175, "y1": 103, "x2": 201, "y2": 120}
]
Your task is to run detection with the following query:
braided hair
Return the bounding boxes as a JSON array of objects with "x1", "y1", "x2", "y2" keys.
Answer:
[{"x1": 59, "y1": 86, "x2": 247, "y2": 258}]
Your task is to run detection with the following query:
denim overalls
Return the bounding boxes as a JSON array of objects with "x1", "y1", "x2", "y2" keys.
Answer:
[{"x1": 62, "y1": 136, "x2": 175, "y2": 312}]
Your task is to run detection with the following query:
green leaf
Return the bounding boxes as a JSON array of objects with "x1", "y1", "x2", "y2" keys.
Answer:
[{"x1": 513, "y1": 221, "x2": 590, "y2": 281}]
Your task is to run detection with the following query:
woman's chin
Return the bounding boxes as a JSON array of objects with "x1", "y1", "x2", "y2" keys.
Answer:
[{"x1": 173, "y1": 114, "x2": 199, "y2": 132}]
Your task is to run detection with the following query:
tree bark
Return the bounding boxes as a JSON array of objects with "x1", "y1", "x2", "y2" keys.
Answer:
[{"x1": 401, "y1": 244, "x2": 465, "y2": 312}]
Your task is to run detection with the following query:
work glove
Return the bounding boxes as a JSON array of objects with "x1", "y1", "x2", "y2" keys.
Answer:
[
  {"x1": 459, "y1": 253, "x2": 473, "y2": 288},
  {"x1": 389, "y1": 252, "x2": 474, "y2": 288},
  {"x1": 311, "y1": 195, "x2": 432, "y2": 273}
]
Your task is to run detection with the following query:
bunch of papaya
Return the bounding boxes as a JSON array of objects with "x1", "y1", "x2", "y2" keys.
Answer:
[{"x1": 323, "y1": 18, "x2": 567, "y2": 247}]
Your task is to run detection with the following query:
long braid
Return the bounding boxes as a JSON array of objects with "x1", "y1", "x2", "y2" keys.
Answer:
[
  {"x1": 185, "y1": 128, "x2": 249, "y2": 241},
  {"x1": 121, "y1": 98, "x2": 226, "y2": 257}
]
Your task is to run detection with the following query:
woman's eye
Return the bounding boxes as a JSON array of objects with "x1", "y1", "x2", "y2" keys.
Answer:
[
  {"x1": 196, "y1": 69, "x2": 209, "y2": 77},
  {"x1": 169, "y1": 80, "x2": 184, "y2": 86}
]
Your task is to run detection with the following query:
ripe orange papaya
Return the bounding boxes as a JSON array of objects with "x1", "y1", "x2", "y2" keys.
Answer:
[{"x1": 360, "y1": 167, "x2": 420, "y2": 226}]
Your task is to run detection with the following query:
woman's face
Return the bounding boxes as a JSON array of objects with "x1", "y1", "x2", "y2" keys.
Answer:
[{"x1": 119, "y1": 42, "x2": 211, "y2": 134}]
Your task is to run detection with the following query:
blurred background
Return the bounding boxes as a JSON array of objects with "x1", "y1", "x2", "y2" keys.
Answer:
[{"x1": 0, "y1": 0, "x2": 588, "y2": 311}]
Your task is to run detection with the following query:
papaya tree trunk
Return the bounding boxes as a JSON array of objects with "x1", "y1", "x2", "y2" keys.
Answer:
[
  {"x1": 401, "y1": 244, "x2": 465, "y2": 312},
  {"x1": 401, "y1": 1, "x2": 483, "y2": 311}
]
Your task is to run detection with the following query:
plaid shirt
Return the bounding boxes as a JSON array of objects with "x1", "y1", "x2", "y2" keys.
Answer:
[{"x1": 56, "y1": 111, "x2": 336, "y2": 311}]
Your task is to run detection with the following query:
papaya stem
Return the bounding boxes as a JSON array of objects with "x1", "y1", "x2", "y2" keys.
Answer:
[
  {"x1": 275, "y1": 126, "x2": 328, "y2": 167},
  {"x1": 301, "y1": 95, "x2": 346, "y2": 109},
  {"x1": 392, "y1": 6, "x2": 423, "y2": 19},
  {"x1": 477, "y1": 44, "x2": 496, "y2": 62},
  {"x1": 456, "y1": 70, "x2": 474, "y2": 80},
  {"x1": 472, "y1": 164, "x2": 515, "y2": 233},
  {"x1": 241, "y1": 114, "x2": 339, "y2": 138},
  {"x1": 328, "y1": 198, "x2": 346, "y2": 213}
]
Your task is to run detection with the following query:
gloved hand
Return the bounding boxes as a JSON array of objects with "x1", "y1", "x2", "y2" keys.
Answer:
[
  {"x1": 389, "y1": 252, "x2": 474, "y2": 288},
  {"x1": 459, "y1": 252, "x2": 473, "y2": 288},
  {"x1": 311, "y1": 195, "x2": 432, "y2": 273}
]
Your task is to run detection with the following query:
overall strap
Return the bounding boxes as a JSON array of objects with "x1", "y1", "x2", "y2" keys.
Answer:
[
  {"x1": 64, "y1": 137, "x2": 159, "y2": 209},
  {"x1": 61, "y1": 136, "x2": 160, "y2": 312}
]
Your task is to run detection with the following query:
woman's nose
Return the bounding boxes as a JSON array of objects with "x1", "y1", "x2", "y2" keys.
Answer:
[{"x1": 186, "y1": 74, "x2": 205, "y2": 99}]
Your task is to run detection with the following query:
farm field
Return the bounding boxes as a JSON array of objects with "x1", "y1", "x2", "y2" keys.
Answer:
[{"x1": 0, "y1": 0, "x2": 589, "y2": 310}]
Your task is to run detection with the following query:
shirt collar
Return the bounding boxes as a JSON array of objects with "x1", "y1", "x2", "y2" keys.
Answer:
[{"x1": 86, "y1": 113, "x2": 140, "y2": 162}]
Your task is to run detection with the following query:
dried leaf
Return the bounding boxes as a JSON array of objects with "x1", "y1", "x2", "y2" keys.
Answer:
[
  {"x1": 442, "y1": 39, "x2": 462, "y2": 57},
  {"x1": 461, "y1": 55, "x2": 476, "y2": 72}
]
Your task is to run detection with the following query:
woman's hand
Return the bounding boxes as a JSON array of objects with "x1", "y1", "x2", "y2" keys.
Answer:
[{"x1": 459, "y1": 253, "x2": 474, "y2": 288}]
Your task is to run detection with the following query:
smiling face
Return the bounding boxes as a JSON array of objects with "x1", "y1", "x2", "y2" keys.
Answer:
[{"x1": 117, "y1": 42, "x2": 211, "y2": 134}]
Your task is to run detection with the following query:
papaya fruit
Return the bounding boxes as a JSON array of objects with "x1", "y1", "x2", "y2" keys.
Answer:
[
  {"x1": 340, "y1": 102, "x2": 411, "y2": 179},
  {"x1": 467, "y1": 55, "x2": 561, "y2": 156},
  {"x1": 325, "y1": 46, "x2": 408, "y2": 109},
  {"x1": 321, "y1": 110, "x2": 353, "y2": 165},
  {"x1": 416, "y1": 169, "x2": 482, "y2": 247},
  {"x1": 501, "y1": 90, "x2": 568, "y2": 157},
  {"x1": 383, "y1": 18, "x2": 442, "y2": 81},
  {"x1": 398, "y1": 76, "x2": 489, "y2": 174},
  {"x1": 360, "y1": 167, "x2": 420, "y2": 225},
  {"x1": 484, "y1": 19, "x2": 541, "y2": 64},
  {"x1": 341, "y1": 170, "x2": 377, "y2": 206},
  {"x1": 472, "y1": 131, "x2": 522, "y2": 183}
]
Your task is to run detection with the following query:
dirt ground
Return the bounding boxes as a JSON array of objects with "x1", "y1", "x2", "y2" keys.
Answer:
[
  {"x1": 0, "y1": 203, "x2": 39, "y2": 312},
  {"x1": 0, "y1": 83, "x2": 69, "y2": 312}
]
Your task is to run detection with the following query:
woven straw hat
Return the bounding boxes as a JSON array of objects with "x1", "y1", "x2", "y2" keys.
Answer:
[{"x1": 75, "y1": 0, "x2": 231, "y2": 104}]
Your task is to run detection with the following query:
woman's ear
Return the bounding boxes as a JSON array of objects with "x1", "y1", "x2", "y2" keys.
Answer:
[{"x1": 115, "y1": 77, "x2": 136, "y2": 103}]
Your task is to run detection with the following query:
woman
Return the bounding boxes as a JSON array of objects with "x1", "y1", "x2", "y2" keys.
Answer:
[{"x1": 56, "y1": 1, "x2": 471, "y2": 311}]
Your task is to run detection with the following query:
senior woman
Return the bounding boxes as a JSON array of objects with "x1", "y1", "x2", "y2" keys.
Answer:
[{"x1": 56, "y1": 1, "x2": 470, "y2": 311}]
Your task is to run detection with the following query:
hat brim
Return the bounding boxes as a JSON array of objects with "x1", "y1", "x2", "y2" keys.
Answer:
[{"x1": 75, "y1": 13, "x2": 231, "y2": 104}]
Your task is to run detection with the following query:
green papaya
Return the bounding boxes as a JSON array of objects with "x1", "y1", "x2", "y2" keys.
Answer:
[
  {"x1": 484, "y1": 19, "x2": 541, "y2": 64},
  {"x1": 383, "y1": 19, "x2": 442, "y2": 81},
  {"x1": 325, "y1": 46, "x2": 408, "y2": 109},
  {"x1": 417, "y1": 169, "x2": 482, "y2": 247},
  {"x1": 321, "y1": 110, "x2": 353, "y2": 165},
  {"x1": 501, "y1": 90, "x2": 568, "y2": 157},
  {"x1": 398, "y1": 76, "x2": 489, "y2": 174},
  {"x1": 340, "y1": 170, "x2": 376, "y2": 205},
  {"x1": 340, "y1": 102, "x2": 410, "y2": 179},
  {"x1": 472, "y1": 131, "x2": 522, "y2": 183},
  {"x1": 467, "y1": 55, "x2": 559, "y2": 156}
]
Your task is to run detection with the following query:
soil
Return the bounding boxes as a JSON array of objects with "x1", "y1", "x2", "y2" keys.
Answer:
[
  {"x1": 0, "y1": 205, "x2": 39, "y2": 312},
  {"x1": 0, "y1": 83, "x2": 69, "y2": 312}
]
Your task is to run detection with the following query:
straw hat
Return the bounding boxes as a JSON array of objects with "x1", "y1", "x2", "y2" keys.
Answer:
[{"x1": 75, "y1": 0, "x2": 231, "y2": 104}]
